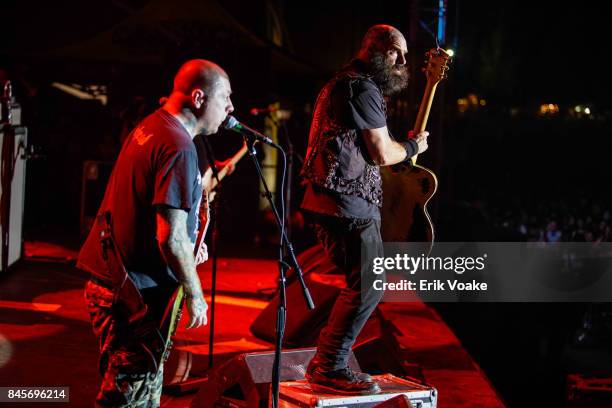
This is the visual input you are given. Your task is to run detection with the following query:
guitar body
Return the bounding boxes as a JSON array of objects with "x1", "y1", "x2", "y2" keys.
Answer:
[
  {"x1": 163, "y1": 339, "x2": 192, "y2": 385},
  {"x1": 381, "y1": 164, "x2": 437, "y2": 245},
  {"x1": 380, "y1": 47, "x2": 450, "y2": 251}
]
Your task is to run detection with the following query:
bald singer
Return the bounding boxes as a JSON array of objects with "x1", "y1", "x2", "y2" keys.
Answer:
[{"x1": 77, "y1": 59, "x2": 234, "y2": 407}]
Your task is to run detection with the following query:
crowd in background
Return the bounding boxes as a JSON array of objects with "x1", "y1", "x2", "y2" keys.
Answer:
[{"x1": 491, "y1": 196, "x2": 611, "y2": 243}]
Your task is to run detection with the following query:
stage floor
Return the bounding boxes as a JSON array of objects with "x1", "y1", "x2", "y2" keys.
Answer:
[{"x1": 0, "y1": 242, "x2": 505, "y2": 407}]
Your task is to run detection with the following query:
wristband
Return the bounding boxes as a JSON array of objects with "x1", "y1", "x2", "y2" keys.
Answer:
[{"x1": 400, "y1": 139, "x2": 418, "y2": 161}]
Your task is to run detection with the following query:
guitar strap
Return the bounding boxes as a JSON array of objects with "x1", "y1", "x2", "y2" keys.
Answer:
[
  {"x1": 96, "y1": 211, "x2": 168, "y2": 373},
  {"x1": 97, "y1": 211, "x2": 148, "y2": 323}
]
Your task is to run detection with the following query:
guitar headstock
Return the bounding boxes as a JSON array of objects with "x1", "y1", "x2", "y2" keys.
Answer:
[{"x1": 423, "y1": 48, "x2": 451, "y2": 85}]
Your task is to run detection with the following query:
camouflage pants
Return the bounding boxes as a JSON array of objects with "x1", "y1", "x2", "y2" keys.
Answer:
[
  {"x1": 97, "y1": 363, "x2": 164, "y2": 408},
  {"x1": 85, "y1": 280, "x2": 173, "y2": 408}
]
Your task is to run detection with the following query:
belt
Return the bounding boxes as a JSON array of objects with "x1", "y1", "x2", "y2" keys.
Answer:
[{"x1": 90, "y1": 275, "x2": 114, "y2": 290}]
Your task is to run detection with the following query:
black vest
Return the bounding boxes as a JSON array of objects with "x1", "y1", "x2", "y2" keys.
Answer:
[{"x1": 301, "y1": 66, "x2": 383, "y2": 206}]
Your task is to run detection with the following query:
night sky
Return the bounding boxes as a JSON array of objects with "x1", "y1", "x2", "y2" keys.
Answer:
[
  {"x1": 2, "y1": 1, "x2": 609, "y2": 108},
  {"x1": 453, "y1": 1, "x2": 611, "y2": 107}
]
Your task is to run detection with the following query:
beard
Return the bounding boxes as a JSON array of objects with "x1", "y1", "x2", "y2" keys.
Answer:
[{"x1": 369, "y1": 52, "x2": 410, "y2": 96}]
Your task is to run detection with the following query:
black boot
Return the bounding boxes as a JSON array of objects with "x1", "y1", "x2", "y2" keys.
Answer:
[
  {"x1": 307, "y1": 356, "x2": 373, "y2": 382},
  {"x1": 306, "y1": 365, "x2": 380, "y2": 395}
]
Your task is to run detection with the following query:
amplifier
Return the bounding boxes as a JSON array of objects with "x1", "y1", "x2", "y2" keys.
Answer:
[{"x1": 0, "y1": 126, "x2": 27, "y2": 272}]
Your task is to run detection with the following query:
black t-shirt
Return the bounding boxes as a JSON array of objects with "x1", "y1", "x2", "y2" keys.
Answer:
[
  {"x1": 343, "y1": 78, "x2": 387, "y2": 130},
  {"x1": 77, "y1": 109, "x2": 202, "y2": 289},
  {"x1": 302, "y1": 73, "x2": 387, "y2": 220},
  {"x1": 193, "y1": 134, "x2": 212, "y2": 177}
]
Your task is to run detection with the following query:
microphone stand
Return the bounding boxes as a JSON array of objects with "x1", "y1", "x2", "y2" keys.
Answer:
[
  {"x1": 276, "y1": 119, "x2": 304, "y2": 287},
  {"x1": 282, "y1": 124, "x2": 293, "y2": 240},
  {"x1": 272, "y1": 116, "x2": 302, "y2": 241},
  {"x1": 243, "y1": 135, "x2": 314, "y2": 408}
]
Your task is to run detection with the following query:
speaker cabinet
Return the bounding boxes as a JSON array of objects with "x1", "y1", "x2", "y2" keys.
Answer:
[
  {"x1": 0, "y1": 126, "x2": 27, "y2": 272},
  {"x1": 250, "y1": 278, "x2": 341, "y2": 347},
  {"x1": 190, "y1": 348, "x2": 360, "y2": 408}
]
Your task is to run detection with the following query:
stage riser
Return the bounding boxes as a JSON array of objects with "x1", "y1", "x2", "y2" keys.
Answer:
[{"x1": 189, "y1": 348, "x2": 360, "y2": 408}]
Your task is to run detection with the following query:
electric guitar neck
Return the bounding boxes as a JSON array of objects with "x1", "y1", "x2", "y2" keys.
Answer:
[{"x1": 210, "y1": 142, "x2": 248, "y2": 191}]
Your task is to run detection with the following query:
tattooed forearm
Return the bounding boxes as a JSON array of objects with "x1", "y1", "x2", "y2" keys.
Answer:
[{"x1": 156, "y1": 207, "x2": 203, "y2": 298}]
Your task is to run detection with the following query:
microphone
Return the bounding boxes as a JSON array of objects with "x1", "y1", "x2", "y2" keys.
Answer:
[{"x1": 223, "y1": 115, "x2": 279, "y2": 148}]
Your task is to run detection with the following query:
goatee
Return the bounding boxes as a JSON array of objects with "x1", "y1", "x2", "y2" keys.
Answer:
[{"x1": 369, "y1": 52, "x2": 410, "y2": 96}]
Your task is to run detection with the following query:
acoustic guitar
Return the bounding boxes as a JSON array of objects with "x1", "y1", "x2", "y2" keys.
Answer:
[{"x1": 381, "y1": 48, "x2": 451, "y2": 249}]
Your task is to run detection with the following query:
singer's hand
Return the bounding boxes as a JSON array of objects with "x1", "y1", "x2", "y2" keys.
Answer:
[
  {"x1": 195, "y1": 240, "x2": 208, "y2": 265},
  {"x1": 185, "y1": 295, "x2": 208, "y2": 329}
]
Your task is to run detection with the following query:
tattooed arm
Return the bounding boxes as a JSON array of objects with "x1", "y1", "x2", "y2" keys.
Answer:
[{"x1": 156, "y1": 206, "x2": 208, "y2": 328}]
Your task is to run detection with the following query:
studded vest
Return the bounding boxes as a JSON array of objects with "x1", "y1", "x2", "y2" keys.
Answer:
[{"x1": 301, "y1": 66, "x2": 384, "y2": 206}]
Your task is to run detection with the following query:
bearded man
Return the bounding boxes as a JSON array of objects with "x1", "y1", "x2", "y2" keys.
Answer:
[{"x1": 300, "y1": 25, "x2": 429, "y2": 394}]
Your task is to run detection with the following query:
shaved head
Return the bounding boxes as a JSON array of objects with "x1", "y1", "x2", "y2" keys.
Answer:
[
  {"x1": 358, "y1": 24, "x2": 406, "y2": 58},
  {"x1": 173, "y1": 59, "x2": 229, "y2": 95},
  {"x1": 163, "y1": 59, "x2": 234, "y2": 136}
]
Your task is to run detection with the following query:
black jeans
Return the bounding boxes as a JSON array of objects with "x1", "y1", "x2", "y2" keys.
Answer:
[{"x1": 311, "y1": 215, "x2": 384, "y2": 370}]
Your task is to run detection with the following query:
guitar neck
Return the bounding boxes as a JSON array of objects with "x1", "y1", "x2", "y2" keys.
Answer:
[
  {"x1": 210, "y1": 143, "x2": 248, "y2": 190},
  {"x1": 410, "y1": 80, "x2": 439, "y2": 165},
  {"x1": 195, "y1": 142, "x2": 249, "y2": 251}
]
